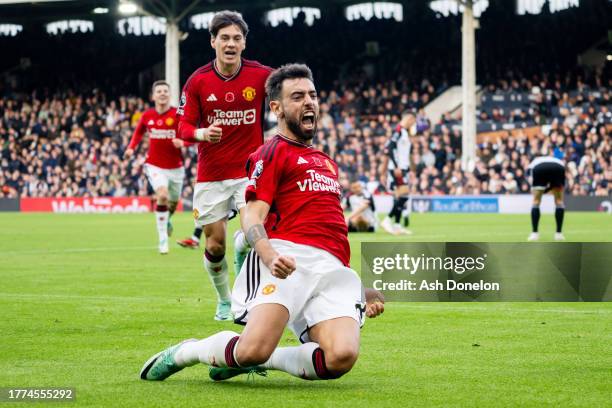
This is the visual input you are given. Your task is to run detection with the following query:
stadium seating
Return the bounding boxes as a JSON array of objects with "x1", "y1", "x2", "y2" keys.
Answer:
[
  {"x1": 1, "y1": 2, "x2": 610, "y2": 199},
  {"x1": 0, "y1": 69, "x2": 609, "y2": 199}
]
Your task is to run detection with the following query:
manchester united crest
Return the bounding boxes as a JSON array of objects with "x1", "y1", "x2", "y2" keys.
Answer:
[
  {"x1": 242, "y1": 86, "x2": 256, "y2": 101},
  {"x1": 165, "y1": 117, "x2": 174, "y2": 126}
]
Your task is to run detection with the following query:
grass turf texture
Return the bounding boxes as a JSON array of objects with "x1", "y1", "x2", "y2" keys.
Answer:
[{"x1": 0, "y1": 212, "x2": 610, "y2": 407}]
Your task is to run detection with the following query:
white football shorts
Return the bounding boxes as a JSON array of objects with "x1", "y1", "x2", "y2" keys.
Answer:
[
  {"x1": 192, "y1": 177, "x2": 248, "y2": 227},
  {"x1": 232, "y1": 239, "x2": 366, "y2": 343},
  {"x1": 144, "y1": 164, "x2": 185, "y2": 202}
]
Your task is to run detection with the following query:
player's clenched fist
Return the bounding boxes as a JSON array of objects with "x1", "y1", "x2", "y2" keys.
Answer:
[
  {"x1": 194, "y1": 120, "x2": 222, "y2": 143},
  {"x1": 365, "y1": 287, "x2": 385, "y2": 318},
  {"x1": 267, "y1": 254, "x2": 296, "y2": 279}
]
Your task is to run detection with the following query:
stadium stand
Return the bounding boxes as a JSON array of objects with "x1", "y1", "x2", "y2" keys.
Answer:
[
  {"x1": 1, "y1": 69, "x2": 609, "y2": 199},
  {"x1": 0, "y1": 2, "x2": 610, "y2": 199}
]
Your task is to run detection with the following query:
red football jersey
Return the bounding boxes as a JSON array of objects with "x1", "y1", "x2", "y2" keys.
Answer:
[
  {"x1": 245, "y1": 135, "x2": 350, "y2": 266},
  {"x1": 177, "y1": 59, "x2": 273, "y2": 182},
  {"x1": 128, "y1": 107, "x2": 183, "y2": 169}
]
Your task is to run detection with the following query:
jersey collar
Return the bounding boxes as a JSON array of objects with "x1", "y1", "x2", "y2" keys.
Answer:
[
  {"x1": 213, "y1": 59, "x2": 242, "y2": 82},
  {"x1": 277, "y1": 133, "x2": 313, "y2": 148}
]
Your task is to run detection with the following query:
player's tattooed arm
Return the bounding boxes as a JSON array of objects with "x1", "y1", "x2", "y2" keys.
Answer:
[
  {"x1": 243, "y1": 199, "x2": 296, "y2": 279},
  {"x1": 246, "y1": 224, "x2": 268, "y2": 247}
]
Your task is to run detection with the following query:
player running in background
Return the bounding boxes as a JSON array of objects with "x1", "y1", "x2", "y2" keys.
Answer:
[
  {"x1": 176, "y1": 11, "x2": 273, "y2": 320},
  {"x1": 140, "y1": 63, "x2": 384, "y2": 383},
  {"x1": 527, "y1": 156, "x2": 566, "y2": 241},
  {"x1": 177, "y1": 227, "x2": 203, "y2": 249},
  {"x1": 124, "y1": 80, "x2": 186, "y2": 254},
  {"x1": 343, "y1": 181, "x2": 377, "y2": 232},
  {"x1": 379, "y1": 110, "x2": 415, "y2": 235}
]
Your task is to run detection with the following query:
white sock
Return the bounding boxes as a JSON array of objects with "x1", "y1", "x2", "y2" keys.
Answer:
[
  {"x1": 155, "y1": 210, "x2": 169, "y2": 241},
  {"x1": 174, "y1": 331, "x2": 239, "y2": 367},
  {"x1": 263, "y1": 342, "x2": 324, "y2": 380},
  {"x1": 191, "y1": 235, "x2": 200, "y2": 243},
  {"x1": 204, "y1": 253, "x2": 231, "y2": 302},
  {"x1": 234, "y1": 230, "x2": 249, "y2": 254}
]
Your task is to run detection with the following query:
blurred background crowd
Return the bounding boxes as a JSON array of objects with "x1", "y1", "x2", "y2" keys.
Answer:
[{"x1": 0, "y1": 1, "x2": 610, "y2": 199}]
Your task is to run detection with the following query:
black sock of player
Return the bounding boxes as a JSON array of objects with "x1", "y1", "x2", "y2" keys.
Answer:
[
  {"x1": 393, "y1": 210, "x2": 401, "y2": 224},
  {"x1": 531, "y1": 207, "x2": 540, "y2": 232},
  {"x1": 403, "y1": 215, "x2": 410, "y2": 227},
  {"x1": 155, "y1": 204, "x2": 168, "y2": 212},
  {"x1": 389, "y1": 199, "x2": 401, "y2": 224},
  {"x1": 194, "y1": 227, "x2": 203, "y2": 240},
  {"x1": 555, "y1": 207, "x2": 564, "y2": 233},
  {"x1": 388, "y1": 204, "x2": 398, "y2": 222}
]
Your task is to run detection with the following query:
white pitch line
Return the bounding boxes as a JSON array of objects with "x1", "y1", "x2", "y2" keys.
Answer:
[
  {"x1": 0, "y1": 246, "x2": 157, "y2": 255},
  {"x1": 349, "y1": 228, "x2": 610, "y2": 241},
  {"x1": 0, "y1": 293, "x2": 607, "y2": 313},
  {"x1": 0, "y1": 292, "x2": 216, "y2": 304},
  {"x1": 0, "y1": 228, "x2": 607, "y2": 255}
]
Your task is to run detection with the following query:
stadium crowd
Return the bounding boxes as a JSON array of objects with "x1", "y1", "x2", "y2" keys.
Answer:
[
  {"x1": 312, "y1": 72, "x2": 610, "y2": 197},
  {"x1": 1, "y1": 67, "x2": 609, "y2": 199},
  {"x1": 1, "y1": 0, "x2": 609, "y2": 199}
]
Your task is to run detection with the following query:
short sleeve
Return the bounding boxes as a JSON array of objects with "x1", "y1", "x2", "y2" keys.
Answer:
[
  {"x1": 244, "y1": 147, "x2": 283, "y2": 205},
  {"x1": 176, "y1": 75, "x2": 200, "y2": 125}
]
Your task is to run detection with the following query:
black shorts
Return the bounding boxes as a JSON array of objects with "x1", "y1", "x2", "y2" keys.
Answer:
[{"x1": 531, "y1": 162, "x2": 565, "y2": 191}]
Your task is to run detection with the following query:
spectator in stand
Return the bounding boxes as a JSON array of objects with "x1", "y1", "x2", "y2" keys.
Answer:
[{"x1": 0, "y1": 65, "x2": 609, "y2": 200}]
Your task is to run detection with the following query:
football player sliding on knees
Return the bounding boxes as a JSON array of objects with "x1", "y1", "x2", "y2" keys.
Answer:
[{"x1": 141, "y1": 63, "x2": 382, "y2": 384}]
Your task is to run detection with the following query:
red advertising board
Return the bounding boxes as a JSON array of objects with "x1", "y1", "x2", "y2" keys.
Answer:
[{"x1": 20, "y1": 197, "x2": 182, "y2": 213}]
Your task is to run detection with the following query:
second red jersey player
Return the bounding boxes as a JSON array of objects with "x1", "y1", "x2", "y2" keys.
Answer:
[
  {"x1": 245, "y1": 135, "x2": 350, "y2": 266},
  {"x1": 175, "y1": 11, "x2": 272, "y2": 321},
  {"x1": 177, "y1": 59, "x2": 272, "y2": 182}
]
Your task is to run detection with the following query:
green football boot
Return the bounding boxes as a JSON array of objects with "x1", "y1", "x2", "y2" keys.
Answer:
[
  {"x1": 209, "y1": 366, "x2": 267, "y2": 381},
  {"x1": 233, "y1": 250, "x2": 248, "y2": 277},
  {"x1": 140, "y1": 339, "x2": 195, "y2": 381},
  {"x1": 214, "y1": 300, "x2": 233, "y2": 321}
]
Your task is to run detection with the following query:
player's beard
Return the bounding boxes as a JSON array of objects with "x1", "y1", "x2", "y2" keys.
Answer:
[{"x1": 285, "y1": 113, "x2": 317, "y2": 144}]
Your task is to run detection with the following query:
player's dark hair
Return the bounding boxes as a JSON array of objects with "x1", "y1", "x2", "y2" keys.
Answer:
[
  {"x1": 401, "y1": 109, "x2": 416, "y2": 118},
  {"x1": 151, "y1": 80, "x2": 169, "y2": 92},
  {"x1": 209, "y1": 10, "x2": 249, "y2": 37},
  {"x1": 265, "y1": 63, "x2": 314, "y2": 101}
]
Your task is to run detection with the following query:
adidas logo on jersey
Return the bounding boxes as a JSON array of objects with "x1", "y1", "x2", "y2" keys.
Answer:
[
  {"x1": 207, "y1": 94, "x2": 218, "y2": 102},
  {"x1": 147, "y1": 120, "x2": 154, "y2": 125},
  {"x1": 297, "y1": 156, "x2": 308, "y2": 165}
]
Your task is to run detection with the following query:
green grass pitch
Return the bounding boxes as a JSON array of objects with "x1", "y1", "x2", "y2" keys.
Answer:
[{"x1": 0, "y1": 212, "x2": 610, "y2": 407}]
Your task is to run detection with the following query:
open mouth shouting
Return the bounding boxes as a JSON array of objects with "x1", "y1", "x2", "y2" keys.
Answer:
[{"x1": 301, "y1": 110, "x2": 316, "y2": 132}]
